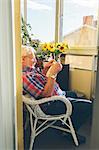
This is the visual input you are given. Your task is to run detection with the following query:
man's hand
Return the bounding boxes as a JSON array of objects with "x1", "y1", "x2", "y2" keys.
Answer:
[
  {"x1": 42, "y1": 59, "x2": 56, "y2": 75},
  {"x1": 42, "y1": 61, "x2": 62, "y2": 97},
  {"x1": 43, "y1": 59, "x2": 55, "y2": 69},
  {"x1": 46, "y1": 62, "x2": 62, "y2": 77}
]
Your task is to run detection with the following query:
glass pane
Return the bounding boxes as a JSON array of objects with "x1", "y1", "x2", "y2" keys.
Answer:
[
  {"x1": 27, "y1": 0, "x2": 56, "y2": 43},
  {"x1": 63, "y1": 0, "x2": 98, "y2": 100},
  {"x1": 21, "y1": 0, "x2": 24, "y2": 17},
  {"x1": 63, "y1": 0, "x2": 98, "y2": 47}
]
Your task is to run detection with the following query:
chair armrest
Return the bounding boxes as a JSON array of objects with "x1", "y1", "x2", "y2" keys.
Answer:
[{"x1": 23, "y1": 95, "x2": 72, "y2": 116}]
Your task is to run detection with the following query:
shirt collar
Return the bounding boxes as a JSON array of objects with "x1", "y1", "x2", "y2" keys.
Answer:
[{"x1": 23, "y1": 66, "x2": 35, "y2": 72}]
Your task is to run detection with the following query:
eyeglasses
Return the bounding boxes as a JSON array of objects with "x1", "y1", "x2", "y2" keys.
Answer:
[{"x1": 22, "y1": 55, "x2": 33, "y2": 60}]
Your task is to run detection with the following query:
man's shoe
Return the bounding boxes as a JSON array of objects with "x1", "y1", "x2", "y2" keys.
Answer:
[{"x1": 62, "y1": 133, "x2": 86, "y2": 145}]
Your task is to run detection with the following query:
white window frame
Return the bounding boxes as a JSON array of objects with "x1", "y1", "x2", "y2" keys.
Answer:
[{"x1": 55, "y1": 0, "x2": 63, "y2": 42}]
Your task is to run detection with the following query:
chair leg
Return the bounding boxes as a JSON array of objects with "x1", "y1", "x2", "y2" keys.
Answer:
[
  {"x1": 29, "y1": 118, "x2": 38, "y2": 150},
  {"x1": 68, "y1": 117, "x2": 79, "y2": 146},
  {"x1": 29, "y1": 132, "x2": 35, "y2": 150}
]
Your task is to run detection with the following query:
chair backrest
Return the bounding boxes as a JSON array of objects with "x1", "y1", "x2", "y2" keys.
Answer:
[{"x1": 23, "y1": 95, "x2": 47, "y2": 118}]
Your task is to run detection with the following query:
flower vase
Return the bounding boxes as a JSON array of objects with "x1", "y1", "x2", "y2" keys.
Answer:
[
  {"x1": 55, "y1": 54, "x2": 59, "y2": 61},
  {"x1": 51, "y1": 53, "x2": 61, "y2": 62},
  {"x1": 55, "y1": 53, "x2": 61, "y2": 62}
]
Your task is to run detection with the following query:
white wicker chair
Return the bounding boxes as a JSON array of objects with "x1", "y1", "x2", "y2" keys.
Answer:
[{"x1": 23, "y1": 95, "x2": 79, "y2": 150}]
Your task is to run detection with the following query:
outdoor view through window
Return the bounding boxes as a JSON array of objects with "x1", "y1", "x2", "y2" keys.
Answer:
[
  {"x1": 21, "y1": 0, "x2": 98, "y2": 44},
  {"x1": 63, "y1": 0, "x2": 98, "y2": 47}
]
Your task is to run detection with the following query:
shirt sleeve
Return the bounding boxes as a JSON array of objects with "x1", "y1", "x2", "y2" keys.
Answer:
[{"x1": 22, "y1": 72, "x2": 46, "y2": 99}]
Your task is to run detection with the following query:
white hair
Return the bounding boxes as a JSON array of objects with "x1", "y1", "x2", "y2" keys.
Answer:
[{"x1": 22, "y1": 45, "x2": 36, "y2": 57}]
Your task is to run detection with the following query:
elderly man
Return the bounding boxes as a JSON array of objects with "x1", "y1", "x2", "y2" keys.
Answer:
[{"x1": 22, "y1": 46, "x2": 92, "y2": 142}]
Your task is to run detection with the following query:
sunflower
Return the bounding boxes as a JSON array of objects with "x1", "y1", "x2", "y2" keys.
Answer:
[
  {"x1": 41, "y1": 43, "x2": 48, "y2": 51},
  {"x1": 39, "y1": 42, "x2": 69, "y2": 61}
]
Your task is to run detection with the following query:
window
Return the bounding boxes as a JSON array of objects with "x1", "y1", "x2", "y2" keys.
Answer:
[
  {"x1": 27, "y1": 0, "x2": 56, "y2": 43},
  {"x1": 63, "y1": 0, "x2": 98, "y2": 47}
]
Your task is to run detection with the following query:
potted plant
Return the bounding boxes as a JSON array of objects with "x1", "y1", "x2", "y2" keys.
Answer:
[{"x1": 21, "y1": 17, "x2": 40, "y2": 50}]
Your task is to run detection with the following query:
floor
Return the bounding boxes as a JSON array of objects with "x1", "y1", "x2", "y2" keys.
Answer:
[{"x1": 24, "y1": 120, "x2": 92, "y2": 150}]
